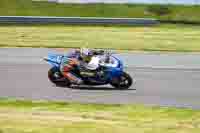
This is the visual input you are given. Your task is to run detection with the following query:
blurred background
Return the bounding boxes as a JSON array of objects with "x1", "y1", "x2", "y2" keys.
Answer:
[{"x1": 46, "y1": 0, "x2": 200, "y2": 4}]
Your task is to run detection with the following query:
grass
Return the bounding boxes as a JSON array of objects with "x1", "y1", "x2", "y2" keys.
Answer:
[
  {"x1": 1, "y1": 0, "x2": 200, "y2": 23},
  {"x1": 0, "y1": 24, "x2": 200, "y2": 52},
  {"x1": 0, "y1": 98, "x2": 200, "y2": 133}
]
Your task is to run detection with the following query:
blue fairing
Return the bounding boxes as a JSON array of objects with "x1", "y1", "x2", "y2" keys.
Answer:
[
  {"x1": 44, "y1": 51, "x2": 79, "y2": 68},
  {"x1": 104, "y1": 55, "x2": 124, "y2": 81},
  {"x1": 44, "y1": 53, "x2": 63, "y2": 68}
]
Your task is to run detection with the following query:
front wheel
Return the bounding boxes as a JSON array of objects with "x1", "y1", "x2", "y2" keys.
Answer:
[
  {"x1": 110, "y1": 72, "x2": 133, "y2": 89},
  {"x1": 48, "y1": 67, "x2": 71, "y2": 87}
]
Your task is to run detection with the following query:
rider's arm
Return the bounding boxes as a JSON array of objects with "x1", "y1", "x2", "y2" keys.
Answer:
[
  {"x1": 99, "y1": 56, "x2": 118, "y2": 68},
  {"x1": 91, "y1": 49, "x2": 105, "y2": 56}
]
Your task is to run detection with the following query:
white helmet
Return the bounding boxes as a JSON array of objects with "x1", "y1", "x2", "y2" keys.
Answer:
[{"x1": 80, "y1": 48, "x2": 90, "y2": 57}]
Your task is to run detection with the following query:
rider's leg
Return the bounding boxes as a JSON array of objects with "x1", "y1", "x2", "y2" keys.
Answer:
[
  {"x1": 60, "y1": 58, "x2": 82, "y2": 84},
  {"x1": 62, "y1": 71, "x2": 82, "y2": 84}
]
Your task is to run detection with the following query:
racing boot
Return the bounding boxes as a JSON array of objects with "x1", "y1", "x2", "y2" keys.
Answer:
[{"x1": 63, "y1": 72, "x2": 83, "y2": 85}]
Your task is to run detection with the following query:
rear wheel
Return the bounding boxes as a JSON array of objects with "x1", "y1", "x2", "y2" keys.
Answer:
[
  {"x1": 48, "y1": 67, "x2": 71, "y2": 87},
  {"x1": 110, "y1": 72, "x2": 132, "y2": 89}
]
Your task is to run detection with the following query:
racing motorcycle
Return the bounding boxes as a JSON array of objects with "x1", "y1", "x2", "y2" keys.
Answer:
[{"x1": 43, "y1": 50, "x2": 133, "y2": 89}]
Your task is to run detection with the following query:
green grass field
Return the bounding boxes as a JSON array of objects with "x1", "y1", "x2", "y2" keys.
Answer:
[
  {"x1": 0, "y1": 24, "x2": 200, "y2": 52},
  {"x1": 1, "y1": 0, "x2": 200, "y2": 23},
  {"x1": 0, "y1": 99, "x2": 200, "y2": 133}
]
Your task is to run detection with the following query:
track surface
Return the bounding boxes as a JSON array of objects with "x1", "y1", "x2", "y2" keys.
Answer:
[{"x1": 1, "y1": 48, "x2": 200, "y2": 109}]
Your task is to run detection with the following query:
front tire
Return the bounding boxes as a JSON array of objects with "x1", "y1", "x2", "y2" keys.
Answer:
[
  {"x1": 110, "y1": 72, "x2": 133, "y2": 89},
  {"x1": 48, "y1": 67, "x2": 71, "y2": 87}
]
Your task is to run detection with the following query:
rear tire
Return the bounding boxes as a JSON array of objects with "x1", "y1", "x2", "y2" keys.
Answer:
[
  {"x1": 110, "y1": 72, "x2": 132, "y2": 89},
  {"x1": 48, "y1": 67, "x2": 71, "y2": 87}
]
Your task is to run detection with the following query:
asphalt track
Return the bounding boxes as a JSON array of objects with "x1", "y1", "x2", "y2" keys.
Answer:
[{"x1": 1, "y1": 48, "x2": 200, "y2": 109}]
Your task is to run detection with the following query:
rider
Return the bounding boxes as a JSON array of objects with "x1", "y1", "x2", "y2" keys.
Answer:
[{"x1": 60, "y1": 47, "x2": 97, "y2": 85}]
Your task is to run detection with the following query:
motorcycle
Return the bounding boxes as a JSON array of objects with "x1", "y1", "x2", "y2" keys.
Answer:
[{"x1": 43, "y1": 50, "x2": 133, "y2": 89}]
